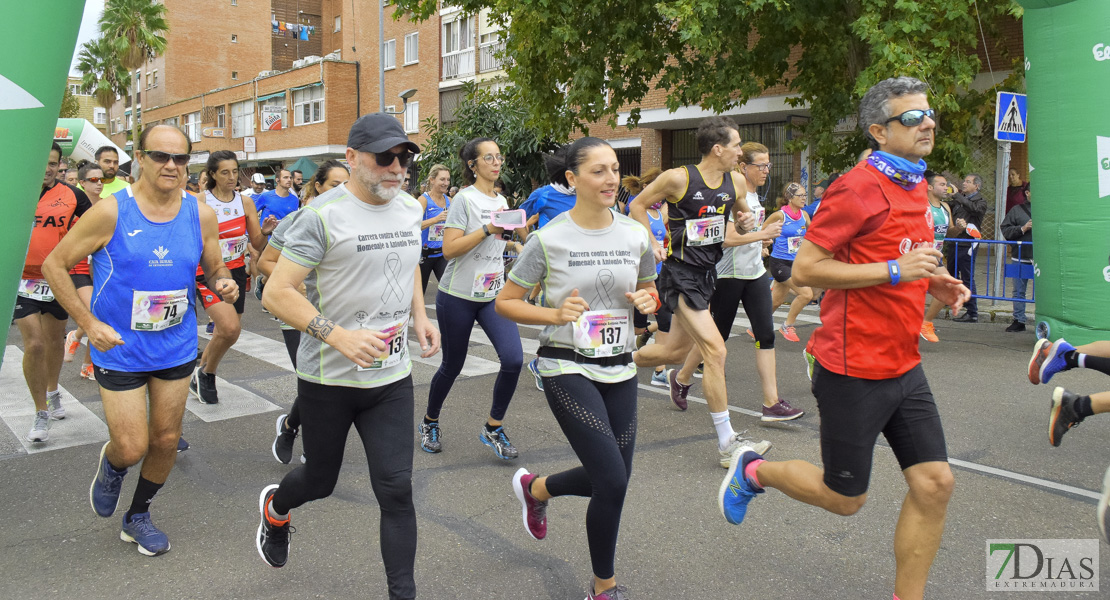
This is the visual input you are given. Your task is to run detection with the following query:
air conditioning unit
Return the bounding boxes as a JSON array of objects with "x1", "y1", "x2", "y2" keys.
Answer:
[
  {"x1": 256, "y1": 70, "x2": 278, "y2": 79},
  {"x1": 325, "y1": 50, "x2": 341, "y2": 61},
  {"x1": 303, "y1": 55, "x2": 322, "y2": 65},
  {"x1": 292, "y1": 59, "x2": 307, "y2": 69}
]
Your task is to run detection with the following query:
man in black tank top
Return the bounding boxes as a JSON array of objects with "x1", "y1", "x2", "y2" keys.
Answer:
[{"x1": 629, "y1": 116, "x2": 769, "y2": 468}]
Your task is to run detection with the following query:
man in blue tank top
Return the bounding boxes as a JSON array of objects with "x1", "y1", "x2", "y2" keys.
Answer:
[
  {"x1": 43, "y1": 125, "x2": 238, "y2": 557},
  {"x1": 628, "y1": 116, "x2": 769, "y2": 468}
]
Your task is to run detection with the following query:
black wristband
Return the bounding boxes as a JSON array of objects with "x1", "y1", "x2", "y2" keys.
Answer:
[{"x1": 482, "y1": 224, "x2": 491, "y2": 237}]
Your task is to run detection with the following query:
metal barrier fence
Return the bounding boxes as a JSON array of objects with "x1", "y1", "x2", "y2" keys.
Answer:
[{"x1": 949, "y1": 238, "x2": 1034, "y2": 304}]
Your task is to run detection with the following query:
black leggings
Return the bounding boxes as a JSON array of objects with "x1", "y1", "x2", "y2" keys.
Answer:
[
  {"x1": 543, "y1": 374, "x2": 638, "y2": 580},
  {"x1": 426, "y1": 291, "x2": 522, "y2": 421},
  {"x1": 282, "y1": 329, "x2": 303, "y2": 430},
  {"x1": 271, "y1": 378, "x2": 417, "y2": 600},
  {"x1": 419, "y1": 253, "x2": 448, "y2": 295},
  {"x1": 711, "y1": 275, "x2": 775, "y2": 349}
]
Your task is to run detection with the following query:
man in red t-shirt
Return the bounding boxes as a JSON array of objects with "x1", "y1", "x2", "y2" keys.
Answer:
[
  {"x1": 16, "y1": 142, "x2": 92, "y2": 443},
  {"x1": 718, "y1": 77, "x2": 970, "y2": 600}
]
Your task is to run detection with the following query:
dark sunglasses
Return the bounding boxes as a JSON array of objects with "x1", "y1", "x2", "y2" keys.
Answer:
[
  {"x1": 83, "y1": 177, "x2": 104, "y2": 184},
  {"x1": 885, "y1": 108, "x2": 936, "y2": 128},
  {"x1": 372, "y1": 150, "x2": 415, "y2": 168},
  {"x1": 142, "y1": 150, "x2": 191, "y2": 166}
]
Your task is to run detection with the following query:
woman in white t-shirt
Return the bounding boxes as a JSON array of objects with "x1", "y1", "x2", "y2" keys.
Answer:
[
  {"x1": 496, "y1": 137, "x2": 658, "y2": 600},
  {"x1": 419, "y1": 138, "x2": 525, "y2": 460}
]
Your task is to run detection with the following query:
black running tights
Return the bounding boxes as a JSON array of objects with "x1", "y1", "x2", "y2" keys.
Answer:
[
  {"x1": 711, "y1": 275, "x2": 775, "y2": 349},
  {"x1": 282, "y1": 329, "x2": 302, "y2": 429},
  {"x1": 271, "y1": 377, "x2": 417, "y2": 600},
  {"x1": 543, "y1": 374, "x2": 638, "y2": 580}
]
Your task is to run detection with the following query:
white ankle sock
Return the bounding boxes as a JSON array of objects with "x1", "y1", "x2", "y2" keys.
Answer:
[
  {"x1": 267, "y1": 499, "x2": 288, "y2": 522},
  {"x1": 710, "y1": 411, "x2": 734, "y2": 449}
]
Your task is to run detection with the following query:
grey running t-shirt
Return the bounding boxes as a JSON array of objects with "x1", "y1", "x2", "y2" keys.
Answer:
[
  {"x1": 266, "y1": 211, "x2": 304, "y2": 332},
  {"x1": 438, "y1": 185, "x2": 509, "y2": 302},
  {"x1": 280, "y1": 184, "x2": 423, "y2": 388},
  {"x1": 508, "y1": 211, "x2": 656, "y2": 382},
  {"x1": 717, "y1": 190, "x2": 767, "y2": 280}
]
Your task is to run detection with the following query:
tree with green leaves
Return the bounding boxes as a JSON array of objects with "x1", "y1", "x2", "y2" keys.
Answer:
[
  {"x1": 394, "y1": 0, "x2": 1023, "y2": 173},
  {"x1": 76, "y1": 36, "x2": 131, "y2": 135},
  {"x1": 99, "y1": 0, "x2": 168, "y2": 146},
  {"x1": 59, "y1": 85, "x2": 81, "y2": 119},
  {"x1": 417, "y1": 82, "x2": 564, "y2": 204}
]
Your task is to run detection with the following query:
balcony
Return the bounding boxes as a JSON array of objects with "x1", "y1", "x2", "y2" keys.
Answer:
[
  {"x1": 442, "y1": 48, "x2": 475, "y2": 80},
  {"x1": 478, "y1": 40, "x2": 506, "y2": 73}
]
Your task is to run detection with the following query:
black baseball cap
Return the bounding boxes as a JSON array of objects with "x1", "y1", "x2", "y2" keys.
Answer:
[{"x1": 347, "y1": 113, "x2": 420, "y2": 154}]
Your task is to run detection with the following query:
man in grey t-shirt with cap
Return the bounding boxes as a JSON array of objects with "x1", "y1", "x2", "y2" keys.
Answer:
[{"x1": 255, "y1": 113, "x2": 440, "y2": 600}]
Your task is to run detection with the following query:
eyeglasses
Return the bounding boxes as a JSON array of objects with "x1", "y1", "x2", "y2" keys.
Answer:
[
  {"x1": 748, "y1": 163, "x2": 772, "y2": 172},
  {"x1": 83, "y1": 177, "x2": 104, "y2": 184},
  {"x1": 479, "y1": 153, "x2": 505, "y2": 165},
  {"x1": 142, "y1": 150, "x2": 191, "y2": 166},
  {"x1": 884, "y1": 108, "x2": 936, "y2": 128},
  {"x1": 371, "y1": 150, "x2": 415, "y2": 168}
]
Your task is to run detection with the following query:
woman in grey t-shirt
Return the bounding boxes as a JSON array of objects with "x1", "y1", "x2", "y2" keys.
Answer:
[{"x1": 496, "y1": 138, "x2": 658, "y2": 600}]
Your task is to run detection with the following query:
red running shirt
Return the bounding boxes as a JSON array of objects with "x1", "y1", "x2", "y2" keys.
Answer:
[
  {"x1": 804, "y1": 162, "x2": 935, "y2": 380},
  {"x1": 197, "y1": 190, "x2": 250, "y2": 272},
  {"x1": 25, "y1": 183, "x2": 92, "y2": 279}
]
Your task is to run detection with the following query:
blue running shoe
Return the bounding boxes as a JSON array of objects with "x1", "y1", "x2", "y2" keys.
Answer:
[
  {"x1": 90, "y1": 442, "x2": 127, "y2": 518},
  {"x1": 121, "y1": 512, "x2": 170, "y2": 556},
  {"x1": 528, "y1": 358, "x2": 544, "y2": 392},
  {"x1": 718, "y1": 446, "x2": 764, "y2": 525},
  {"x1": 1039, "y1": 339, "x2": 1075, "y2": 385},
  {"x1": 480, "y1": 425, "x2": 519, "y2": 460}
]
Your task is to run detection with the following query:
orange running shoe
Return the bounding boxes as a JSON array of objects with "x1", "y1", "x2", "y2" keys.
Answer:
[
  {"x1": 780, "y1": 325, "x2": 800, "y2": 342},
  {"x1": 63, "y1": 330, "x2": 80, "y2": 362},
  {"x1": 920, "y1": 321, "x2": 939, "y2": 343},
  {"x1": 80, "y1": 363, "x2": 95, "y2": 380},
  {"x1": 746, "y1": 328, "x2": 755, "y2": 340}
]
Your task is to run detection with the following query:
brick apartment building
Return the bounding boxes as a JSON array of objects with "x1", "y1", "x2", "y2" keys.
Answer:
[
  {"x1": 66, "y1": 76, "x2": 108, "y2": 134},
  {"x1": 104, "y1": 2, "x2": 1024, "y2": 197}
]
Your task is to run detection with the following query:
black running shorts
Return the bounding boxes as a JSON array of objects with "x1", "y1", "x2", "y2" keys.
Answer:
[
  {"x1": 70, "y1": 273, "x2": 94, "y2": 289},
  {"x1": 658, "y1": 259, "x2": 716, "y2": 313},
  {"x1": 767, "y1": 256, "x2": 794, "y2": 283},
  {"x1": 13, "y1": 296, "x2": 68, "y2": 321},
  {"x1": 811, "y1": 361, "x2": 948, "y2": 497},
  {"x1": 94, "y1": 358, "x2": 197, "y2": 392}
]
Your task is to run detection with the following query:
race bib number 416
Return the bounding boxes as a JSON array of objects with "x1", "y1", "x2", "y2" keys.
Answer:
[{"x1": 685, "y1": 215, "x2": 725, "y2": 246}]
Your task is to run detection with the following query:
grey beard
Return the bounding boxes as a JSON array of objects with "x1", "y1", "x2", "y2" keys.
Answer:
[{"x1": 370, "y1": 181, "x2": 400, "y2": 201}]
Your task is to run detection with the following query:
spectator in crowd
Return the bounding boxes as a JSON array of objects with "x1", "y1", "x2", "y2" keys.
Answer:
[
  {"x1": 64, "y1": 168, "x2": 79, "y2": 186},
  {"x1": 56, "y1": 159, "x2": 69, "y2": 183},
  {"x1": 1005, "y1": 168, "x2": 1029, "y2": 216},
  {"x1": 291, "y1": 169, "x2": 303, "y2": 195},
  {"x1": 1001, "y1": 186, "x2": 1033, "y2": 332},
  {"x1": 948, "y1": 173, "x2": 987, "y2": 323},
  {"x1": 448, "y1": 185, "x2": 459, "y2": 199}
]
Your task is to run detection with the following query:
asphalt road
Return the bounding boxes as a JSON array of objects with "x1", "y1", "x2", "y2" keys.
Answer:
[{"x1": 1, "y1": 293, "x2": 1107, "y2": 599}]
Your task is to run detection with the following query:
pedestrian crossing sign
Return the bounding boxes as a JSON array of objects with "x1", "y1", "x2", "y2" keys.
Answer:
[{"x1": 995, "y1": 92, "x2": 1027, "y2": 143}]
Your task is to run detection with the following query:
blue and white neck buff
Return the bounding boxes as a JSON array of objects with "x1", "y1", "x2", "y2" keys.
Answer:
[{"x1": 868, "y1": 151, "x2": 926, "y2": 190}]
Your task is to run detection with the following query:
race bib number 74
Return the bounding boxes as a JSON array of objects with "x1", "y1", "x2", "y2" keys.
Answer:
[{"x1": 131, "y1": 289, "x2": 188, "y2": 331}]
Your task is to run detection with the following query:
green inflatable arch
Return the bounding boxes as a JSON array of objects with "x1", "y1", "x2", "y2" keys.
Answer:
[
  {"x1": 1019, "y1": 0, "x2": 1110, "y2": 344},
  {"x1": 1, "y1": 4, "x2": 86, "y2": 371}
]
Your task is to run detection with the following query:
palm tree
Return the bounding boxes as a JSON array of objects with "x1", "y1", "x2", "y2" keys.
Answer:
[
  {"x1": 76, "y1": 36, "x2": 131, "y2": 136},
  {"x1": 99, "y1": 0, "x2": 169, "y2": 149}
]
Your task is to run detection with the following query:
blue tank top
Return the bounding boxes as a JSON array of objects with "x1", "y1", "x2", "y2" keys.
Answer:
[
  {"x1": 90, "y1": 188, "x2": 203, "y2": 372},
  {"x1": 420, "y1": 192, "x2": 450, "y2": 255},
  {"x1": 647, "y1": 207, "x2": 666, "y2": 274},
  {"x1": 770, "y1": 207, "x2": 808, "y2": 261}
]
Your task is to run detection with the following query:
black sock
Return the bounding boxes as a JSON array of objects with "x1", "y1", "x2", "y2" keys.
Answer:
[
  {"x1": 1075, "y1": 395, "x2": 1094, "y2": 420},
  {"x1": 126, "y1": 476, "x2": 164, "y2": 520},
  {"x1": 485, "y1": 423, "x2": 499, "y2": 433},
  {"x1": 423, "y1": 416, "x2": 437, "y2": 425},
  {"x1": 1081, "y1": 355, "x2": 1110, "y2": 378},
  {"x1": 1064, "y1": 351, "x2": 1080, "y2": 370}
]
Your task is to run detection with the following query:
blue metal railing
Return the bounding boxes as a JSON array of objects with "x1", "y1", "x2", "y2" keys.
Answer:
[{"x1": 949, "y1": 239, "x2": 1034, "y2": 303}]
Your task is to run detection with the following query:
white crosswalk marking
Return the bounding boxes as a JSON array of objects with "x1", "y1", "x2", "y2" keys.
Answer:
[
  {"x1": 0, "y1": 346, "x2": 109, "y2": 454},
  {"x1": 186, "y1": 372, "x2": 281, "y2": 422}
]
